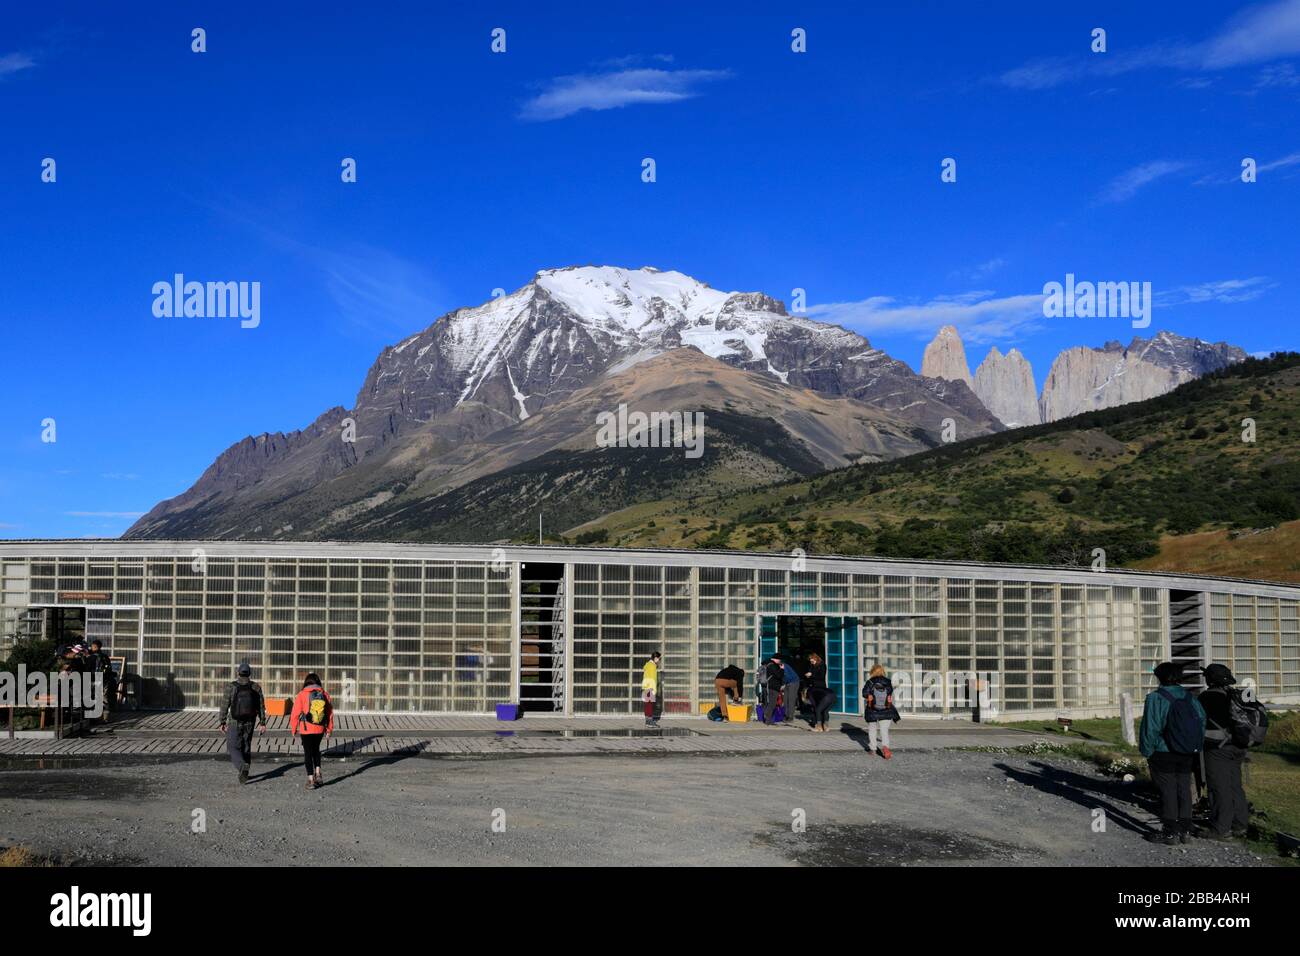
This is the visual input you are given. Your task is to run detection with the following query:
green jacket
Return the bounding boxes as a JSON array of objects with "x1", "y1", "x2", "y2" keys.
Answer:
[
  {"x1": 219, "y1": 678, "x2": 267, "y2": 726},
  {"x1": 1139, "y1": 683, "x2": 1205, "y2": 757}
]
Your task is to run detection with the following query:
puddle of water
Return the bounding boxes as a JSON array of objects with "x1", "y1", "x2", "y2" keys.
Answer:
[{"x1": 759, "y1": 823, "x2": 1021, "y2": 866}]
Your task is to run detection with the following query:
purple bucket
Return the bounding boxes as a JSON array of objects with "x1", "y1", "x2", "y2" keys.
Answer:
[{"x1": 495, "y1": 703, "x2": 521, "y2": 721}]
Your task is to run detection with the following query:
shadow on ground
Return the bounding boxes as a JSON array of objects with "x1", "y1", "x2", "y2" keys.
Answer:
[{"x1": 995, "y1": 760, "x2": 1156, "y2": 835}]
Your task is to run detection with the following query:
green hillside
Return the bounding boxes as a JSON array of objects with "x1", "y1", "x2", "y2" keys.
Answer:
[{"x1": 570, "y1": 353, "x2": 1300, "y2": 574}]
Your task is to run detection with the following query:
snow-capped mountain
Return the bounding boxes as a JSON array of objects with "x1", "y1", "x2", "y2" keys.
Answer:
[
  {"x1": 127, "y1": 266, "x2": 1000, "y2": 541},
  {"x1": 336, "y1": 265, "x2": 997, "y2": 459}
]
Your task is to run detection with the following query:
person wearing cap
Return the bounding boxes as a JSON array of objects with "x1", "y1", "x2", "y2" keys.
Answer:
[
  {"x1": 1139, "y1": 661, "x2": 1206, "y2": 845},
  {"x1": 219, "y1": 662, "x2": 267, "y2": 784},
  {"x1": 1199, "y1": 663, "x2": 1250, "y2": 840}
]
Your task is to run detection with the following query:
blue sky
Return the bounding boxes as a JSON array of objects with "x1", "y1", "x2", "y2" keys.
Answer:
[{"x1": 2, "y1": 1, "x2": 1298, "y2": 539}]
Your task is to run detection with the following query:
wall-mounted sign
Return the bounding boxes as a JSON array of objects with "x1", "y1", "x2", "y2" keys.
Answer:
[{"x1": 58, "y1": 591, "x2": 110, "y2": 602}]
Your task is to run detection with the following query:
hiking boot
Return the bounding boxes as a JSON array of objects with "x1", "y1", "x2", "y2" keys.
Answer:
[
  {"x1": 314, "y1": 768, "x2": 324, "y2": 786},
  {"x1": 1179, "y1": 830, "x2": 1191, "y2": 844},
  {"x1": 306, "y1": 777, "x2": 317, "y2": 790},
  {"x1": 238, "y1": 767, "x2": 249, "y2": 785},
  {"x1": 1200, "y1": 829, "x2": 1233, "y2": 842},
  {"x1": 1231, "y1": 825, "x2": 1249, "y2": 838},
  {"x1": 880, "y1": 747, "x2": 893, "y2": 759},
  {"x1": 1145, "y1": 830, "x2": 1180, "y2": 845}
]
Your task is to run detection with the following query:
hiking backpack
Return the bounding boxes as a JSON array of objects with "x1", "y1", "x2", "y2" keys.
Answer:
[
  {"x1": 1205, "y1": 687, "x2": 1269, "y2": 748},
  {"x1": 1156, "y1": 687, "x2": 1203, "y2": 754},
  {"x1": 864, "y1": 681, "x2": 891, "y2": 712},
  {"x1": 232, "y1": 683, "x2": 258, "y2": 721},
  {"x1": 303, "y1": 687, "x2": 329, "y2": 726}
]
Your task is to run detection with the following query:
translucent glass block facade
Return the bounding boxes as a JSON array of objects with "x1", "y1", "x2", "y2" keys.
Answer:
[
  {"x1": 1, "y1": 547, "x2": 1296, "y2": 717},
  {"x1": 2, "y1": 555, "x2": 512, "y2": 712},
  {"x1": 572, "y1": 563, "x2": 693, "y2": 714},
  {"x1": 1209, "y1": 592, "x2": 1300, "y2": 696}
]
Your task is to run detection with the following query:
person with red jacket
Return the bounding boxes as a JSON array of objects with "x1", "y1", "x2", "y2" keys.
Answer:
[{"x1": 290, "y1": 673, "x2": 334, "y2": 789}]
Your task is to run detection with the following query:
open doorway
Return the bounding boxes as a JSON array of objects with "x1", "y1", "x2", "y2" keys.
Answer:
[
  {"x1": 759, "y1": 614, "x2": 861, "y2": 716},
  {"x1": 518, "y1": 562, "x2": 565, "y2": 713}
]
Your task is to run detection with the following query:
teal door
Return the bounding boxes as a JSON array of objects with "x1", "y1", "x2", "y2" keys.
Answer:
[
  {"x1": 759, "y1": 616, "x2": 777, "y2": 661},
  {"x1": 826, "y1": 616, "x2": 860, "y2": 715}
]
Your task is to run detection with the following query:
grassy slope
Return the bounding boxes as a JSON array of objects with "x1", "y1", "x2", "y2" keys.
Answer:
[
  {"x1": 1132, "y1": 520, "x2": 1300, "y2": 584},
  {"x1": 572, "y1": 353, "x2": 1300, "y2": 579}
]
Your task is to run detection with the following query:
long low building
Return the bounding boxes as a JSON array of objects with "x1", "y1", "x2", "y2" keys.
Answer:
[{"x1": 1, "y1": 540, "x2": 1297, "y2": 719}]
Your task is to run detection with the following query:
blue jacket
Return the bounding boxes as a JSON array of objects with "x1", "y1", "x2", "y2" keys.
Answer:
[
  {"x1": 1139, "y1": 684, "x2": 1206, "y2": 757},
  {"x1": 782, "y1": 663, "x2": 799, "y2": 684}
]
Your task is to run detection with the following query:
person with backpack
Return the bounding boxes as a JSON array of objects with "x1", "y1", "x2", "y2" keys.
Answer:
[
  {"x1": 290, "y1": 673, "x2": 334, "y2": 789},
  {"x1": 1138, "y1": 661, "x2": 1206, "y2": 845},
  {"x1": 219, "y1": 662, "x2": 267, "y2": 784},
  {"x1": 641, "y1": 651, "x2": 662, "y2": 728},
  {"x1": 759, "y1": 656, "x2": 785, "y2": 725},
  {"x1": 779, "y1": 655, "x2": 801, "y2": 725},
  {"x1": 1199, "y1": 663, "x2": 1265, "y2": 840},
  {"x1": 862, "y1": 664, "x2": 900, "y2": 757},
  {"x1": 805, "y1": 652, "x2": 835, "y2": 732}
]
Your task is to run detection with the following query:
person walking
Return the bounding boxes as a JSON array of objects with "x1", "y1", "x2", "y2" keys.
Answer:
[
  {"x1": 1199, "y1": 663, "x2": 1250, "y2": 840},
  {"x1": 713, "y1": 664, "x2": 745, "y2": 716},
  {"x1": 804, "y1": 652, "x2": 835, "y2": 732},
  {"x1": 779, "y1": 655, "x2": 801, "y2": 724},
  {"x1": 218, "y1": 662, "x2": 267, "y2": 784},
  {"x1": 1139, "y1": 661, "x2": 1206, "y2": 845},
  {"x1": 862, "y1": 664, "x2": 900, "y2": 757},
  {"x1": 760, "y1": 656, "x2": 785, "y2": 725},
  {"x1": 290, "y1": 673, "x2": 334, "y2": 789},
  {"x1": 641, "y1": 651, "x2": 662, "y2": 727}
]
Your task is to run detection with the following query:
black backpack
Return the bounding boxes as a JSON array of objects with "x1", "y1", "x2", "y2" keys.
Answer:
[
  {"x1": 1156, "y1": 687, "x2": 1203, "y2": 754},
  {"x1": 232, "y1": 682, "x2": 258, "y2": 721},
  {"x1": 1205, "y1": 687, "x2": 1269, "y2": 748}
]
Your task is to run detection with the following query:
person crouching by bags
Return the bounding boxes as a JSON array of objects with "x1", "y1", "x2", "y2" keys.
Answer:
[
  {"x1": 1139, "y1": 661, "x2": 1206, "y2": 845},
  {"x1": 862, "y1": 664, "x2": 900, "y2": 758},
  {"x1": 291, "y1": 673, "x2": 334, "y2": 790},
  {"x1": 1199, "y1": 663, "x2": 1266, "y2": 840}
]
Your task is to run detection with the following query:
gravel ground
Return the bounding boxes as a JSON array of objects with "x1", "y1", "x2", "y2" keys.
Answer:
[{"x1": 0, "y1": 749, "x2": 1273, "y2": 866}]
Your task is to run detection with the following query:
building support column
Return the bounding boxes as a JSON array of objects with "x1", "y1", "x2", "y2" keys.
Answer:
[
  {"x1": 689, "y1": 566, "x2": 700, "y2": 710},
  {"x1": 564, "y1": 562, "x2": 575, "y2": 716}
]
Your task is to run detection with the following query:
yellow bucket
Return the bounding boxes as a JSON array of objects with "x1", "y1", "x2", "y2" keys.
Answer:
[{"x1": 726, "y1": 703, "x2": 752, "y2": 723}]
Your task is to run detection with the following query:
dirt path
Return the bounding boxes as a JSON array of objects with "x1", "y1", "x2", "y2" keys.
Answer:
[{"x1": 0, "y1": 750, "x2": 1272, "y2": 867}]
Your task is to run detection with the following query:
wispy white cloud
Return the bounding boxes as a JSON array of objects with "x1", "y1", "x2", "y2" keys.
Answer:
[
  {"x1": 101, "y1": 472, "x2": 140, "y2": 481},
  {"x1": 1156, "y1": 277, "x2": 1276, "y2": 306},
  {"x1": 598, "y1": 53, "x2": 675, "y2": 70},
  {"x1": 999, "y1": 0, "x2": 1300, "y2": 89},
  {"x1": 950, "y1": 257, "x2": 1006, "y2": 282},
  {"x1": 0, "y1": 51, "x2": 35, "y2": 78},
  {"x1": 1097, "y1": 160, "x2": 1189, "y2": 204},
  {"x1": 1253, "y1": 62, "x2": 1300, "y2": 88},
  {"x1": 1196, "y1": 150, "x2": 1300, "y2": 185},
  {"x1": 520, "y1": 67, "x2": 731, "y2": 121},
  {"x1": 808, "y1": 291, "x2": 1046, "y2": 344},
  {"x1": 1201, "y1": 0, "x2": 1300, "y2": 69}
]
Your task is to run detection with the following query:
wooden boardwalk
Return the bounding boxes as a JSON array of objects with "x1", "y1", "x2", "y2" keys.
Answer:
[{"x1": 0, "y1": 709, "x2": 1049, "y2": 759}]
